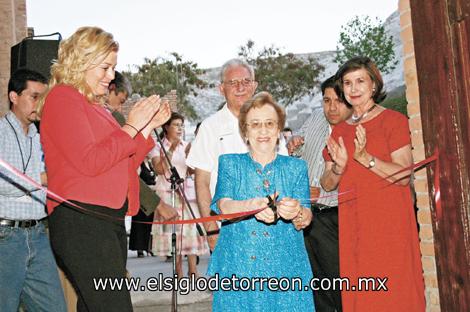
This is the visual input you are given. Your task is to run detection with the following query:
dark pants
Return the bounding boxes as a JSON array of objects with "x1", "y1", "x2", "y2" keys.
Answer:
[
  {"x1": 304, "y1": 205, "x2": 342, "y2": 312},
  {"x1": 49, "y1": 201, "x2": 132, "y2": 312},
  {"x1": 129, "y1": 209, "x2": 154, "y2": 252}
]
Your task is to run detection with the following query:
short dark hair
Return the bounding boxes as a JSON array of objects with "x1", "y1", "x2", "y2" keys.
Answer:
[
  {"x1": 282, "y1": 127, "x2": 292, "y2": 132},
  {"x1": 335, "y1": 56, "x2": 387, "y2": 103},
  {"x1": 109, "y1": 71, "x2": 132, "y2": 96},
  {"x1": 8, "y1": 68, "x2": 47, "y2": 108},
  {"x1": 161, "y1": 111, "x2": 185, "y2": 138},
  {"x1": 320, "y1": 75, "x2": 337, "y2": 96}
]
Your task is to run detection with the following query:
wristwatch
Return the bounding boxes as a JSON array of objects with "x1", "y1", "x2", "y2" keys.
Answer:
[{"x1": 367, "y1": 156, "x2": 376, "y2": 169}]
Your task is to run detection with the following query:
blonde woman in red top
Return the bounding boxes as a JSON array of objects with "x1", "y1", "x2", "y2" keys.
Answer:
[{"x1": 40, "y1": 27, "x2": 170, "y2": 311}]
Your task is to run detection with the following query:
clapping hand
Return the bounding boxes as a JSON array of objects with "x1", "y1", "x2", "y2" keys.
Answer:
[
  {"x1": 353, "y1": 125, "x2": 368, "y2": 163},
  {"x1": 147, "y1": 100, "x2": 171, "y2": 130},
  {"x1": 326, "y1": 136, "x2": 348, "y2": 174},
  {"x1": 127, "y1": 95, "x2": 162, "y2": 131}
]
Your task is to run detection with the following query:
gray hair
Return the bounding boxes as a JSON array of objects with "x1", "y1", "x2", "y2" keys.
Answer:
[{"x1": 219, "y1": 58, "x2": 255, "y2": 82}]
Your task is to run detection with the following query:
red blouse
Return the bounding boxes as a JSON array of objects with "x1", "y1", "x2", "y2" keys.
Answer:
[{"x1": 40, "y1": 85, "x2": 154, "y2": 216}]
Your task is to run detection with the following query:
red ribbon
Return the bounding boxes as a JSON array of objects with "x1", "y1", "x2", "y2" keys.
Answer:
[
  {"x1": 433, "y1": 148, "x2": 441, "y2": 221},
  {"x1": 0, "y1": 149, "x2": 441, "y2": 226}
]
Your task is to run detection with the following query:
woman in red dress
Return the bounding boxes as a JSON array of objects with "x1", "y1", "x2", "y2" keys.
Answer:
[{"x1": 321, "y1": 56, "x2": 425, "y2": 311}]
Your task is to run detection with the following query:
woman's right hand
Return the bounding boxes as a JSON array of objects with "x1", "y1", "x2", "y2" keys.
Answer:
[
  {"x1": 251, "y1": 197, "x2": 275, "y2": 224},
  {"x1": 326, "y1": 136, "x2": 348, "y2": 173}
]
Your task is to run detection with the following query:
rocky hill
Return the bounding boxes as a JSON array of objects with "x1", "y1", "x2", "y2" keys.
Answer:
[{"x1": 187, "y1": 10, "x2": 403, "y2": 131}]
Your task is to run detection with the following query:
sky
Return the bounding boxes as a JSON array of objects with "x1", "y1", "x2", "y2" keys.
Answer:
[{"x1": 26, "y1": 0, "x2": 398, "y2": 71}]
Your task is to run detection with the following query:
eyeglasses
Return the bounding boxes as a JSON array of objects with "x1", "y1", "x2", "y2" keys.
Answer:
[
  {"x1": 223, "y1": 78, "x2": 255, "y2": 88},
  {"x1": 246, "y1": 120, "x2": 278, "y2": 130}
]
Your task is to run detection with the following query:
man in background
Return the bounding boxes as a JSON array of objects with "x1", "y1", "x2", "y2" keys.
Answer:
[
  {"x1": 107, "y1": 71, "x2": 177, "y2": 222},
  {"x1": 186, "y1": 59, "x2": 258, "y2": 251},
  {"x1": 288, "y1": 75, "x2": 352, "y2": 312}
]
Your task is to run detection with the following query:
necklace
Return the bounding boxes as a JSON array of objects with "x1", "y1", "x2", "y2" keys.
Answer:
[
  {"x1": 351, "y1": 104, "x2": 377, "y2": 124},
  {"x1": 5, "y1": 115, "x2": 32, "y2": 174}
]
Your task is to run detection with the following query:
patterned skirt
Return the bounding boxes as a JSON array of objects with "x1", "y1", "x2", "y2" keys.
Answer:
[{"x1": 151, "y1": 182, "x2": 209, "y2": 256}]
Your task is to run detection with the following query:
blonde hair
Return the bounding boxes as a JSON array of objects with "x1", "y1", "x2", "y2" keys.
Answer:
[{"x1": 39, "y1": 26, "x2": 119, "y2": 111}]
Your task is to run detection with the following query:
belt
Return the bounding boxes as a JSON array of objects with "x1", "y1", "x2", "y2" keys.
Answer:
[
  {"x1": 311, "y1": 203, "x2": 338, "y2": 214},
  {"x1": 0, "y1": 218, "x2": 43, "y2": 228}
]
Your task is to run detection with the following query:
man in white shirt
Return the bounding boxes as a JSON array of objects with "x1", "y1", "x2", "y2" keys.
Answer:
[{"x1": 186, "y1": 59, "x2": 258, "y2": 250}]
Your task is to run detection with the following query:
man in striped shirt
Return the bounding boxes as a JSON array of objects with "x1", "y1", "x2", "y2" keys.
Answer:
[
  {"x1": 0, "y1": 68, "x2": 66, "y2": 311},
  {"x1": 288, "y1": 76, "x2": 351, "y2": 312}
]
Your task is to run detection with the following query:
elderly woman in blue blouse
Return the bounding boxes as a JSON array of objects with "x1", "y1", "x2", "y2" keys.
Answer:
[{"x1": 208, "y1": 91, "x2": 315, "y2": 312}]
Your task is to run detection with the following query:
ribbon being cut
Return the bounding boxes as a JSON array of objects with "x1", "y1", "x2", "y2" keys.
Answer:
[{"x1": 0, "y1": 148, "x2": 440, "y2": 226}]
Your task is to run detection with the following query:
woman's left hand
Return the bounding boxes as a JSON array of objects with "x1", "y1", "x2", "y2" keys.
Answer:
[
  {"x1": 277, "y1": 197, "x2": 302, "y2": 220},
  {"x1": 353, "y1": 125, "x2": 368, "y2": 163},
  {"x1": 292, "y1": 207, "x2": 313, "y2": 230}
]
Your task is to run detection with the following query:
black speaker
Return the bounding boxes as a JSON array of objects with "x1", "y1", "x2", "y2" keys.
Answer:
[{"x1": 10, "y1": 39, "x2": 59, "y2": 79}]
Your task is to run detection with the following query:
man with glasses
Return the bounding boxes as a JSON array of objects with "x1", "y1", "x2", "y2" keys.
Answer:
[
  {"x1": 187, "y1": 59, "x2": 258, "y2": 250},
  {"x1": 287, "y1": 75, "x2": 352, "y2": 312},
  {"x1": 0, "y1": 68, "x2": 66, "y2": 311}
]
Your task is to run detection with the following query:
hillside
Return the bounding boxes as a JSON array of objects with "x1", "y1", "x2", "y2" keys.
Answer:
[{"x1": 187, "y1": 10, "x2": 403, "y2": 131}]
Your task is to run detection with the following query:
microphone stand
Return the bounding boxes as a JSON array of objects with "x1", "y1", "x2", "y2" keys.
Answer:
[{"x1": 153, "y1": 129, "x2": 205, "y2": 312}]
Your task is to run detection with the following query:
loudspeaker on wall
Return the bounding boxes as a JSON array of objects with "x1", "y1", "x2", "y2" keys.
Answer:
[{"x1": 10, "y1": 39, "x2": 59, "y2": 79}]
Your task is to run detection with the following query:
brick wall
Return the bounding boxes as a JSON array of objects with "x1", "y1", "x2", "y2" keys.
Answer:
[
  {"x1": 0, "y1": 0, "x2": 27, "y2": 115},
  {"x1": 399, "y1": 0, "x2": 440, "y2": 311}
]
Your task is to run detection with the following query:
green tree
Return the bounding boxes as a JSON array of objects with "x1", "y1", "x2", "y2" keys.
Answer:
[
  {"x1": 335, "y1": 15, "x2": 397, "y2": 74},
  {"x1": 123, "y1": 53, "x2": 210, "y2": 120},
  {"x1": 238, "y1": 40, "x2": 324, "y2": 106}
]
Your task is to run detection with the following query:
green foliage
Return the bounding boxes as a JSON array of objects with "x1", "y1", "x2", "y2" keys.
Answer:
[
  {"x1": 238, "y1": 40, "x2": 324, "y2": 106},
  {"x1": 335, "y1": 15, "x2": 397, "y2": 74},
  {"x1": 123, "y1": 53, "x2": 210, "y2": 120},
  {"x1": 381, "y1": 92, "x2": 408, "y2": 116}
]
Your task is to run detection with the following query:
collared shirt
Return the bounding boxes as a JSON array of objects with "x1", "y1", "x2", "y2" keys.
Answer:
[
  {"x1": 187, "y1": 104, "x2": 248, "y2": 196},
  {"x1": 298, "y1": 108, "x2": 338, "y2": 207},
  {"x1": 0, "y1": 111, "x2": 47, "y2": 220}
]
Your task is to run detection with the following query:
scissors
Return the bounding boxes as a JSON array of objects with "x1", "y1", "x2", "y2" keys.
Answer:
[{"x1": 266, "y1": 193, "x2": 279, "y2": 222}]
